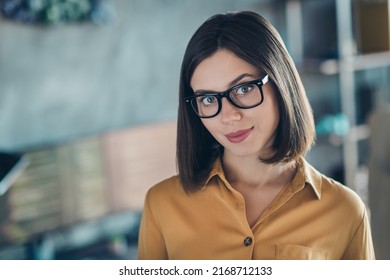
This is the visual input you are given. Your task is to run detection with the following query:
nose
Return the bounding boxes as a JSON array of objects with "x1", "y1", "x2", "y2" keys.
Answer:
[{"x1": 219, "y1": 97, "x2": 241, "y2": 124}]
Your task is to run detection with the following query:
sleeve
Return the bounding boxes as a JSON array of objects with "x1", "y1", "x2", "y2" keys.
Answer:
[
  {"x1": 137, "y1": 189, "x2": 168, "y2": 260},
  {"x1": 342, "y1": 207, "x2": 376, "y2": 260}
]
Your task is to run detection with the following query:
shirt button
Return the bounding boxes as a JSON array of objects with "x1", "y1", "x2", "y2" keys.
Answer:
[{"x1": 243, "y1": 237, "x2": 252, "y2": 246}]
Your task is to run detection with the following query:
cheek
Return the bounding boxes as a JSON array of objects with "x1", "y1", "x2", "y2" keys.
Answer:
[
  {"x1": 200, "y1": 119, "x2": 222, "y2": 141},
  {"x1": 200, "y1": 119, "x2": 215, "y2": 134},
  {"x1": 262, "y1": 89, "x2": 280, "y2": 124},
  {"x1": 263, "y1": 106, "x2": 280, "y2": 133}
]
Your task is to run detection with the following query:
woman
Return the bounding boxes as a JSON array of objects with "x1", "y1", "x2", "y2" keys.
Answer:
[{"x1": 138, "y1": 11, "x2": 375, "y2": 260}]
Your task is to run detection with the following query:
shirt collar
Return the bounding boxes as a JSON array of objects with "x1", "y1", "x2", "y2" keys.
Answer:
[
  {"x1": 201, "y1": 158, "x2": 225, "y2": 189},
  {"x1": 203, "y1": 156, "x2": 322, "y2": 199},
  {"x1": 291, "y1": 156, "x2": 322, "y2": 199}
]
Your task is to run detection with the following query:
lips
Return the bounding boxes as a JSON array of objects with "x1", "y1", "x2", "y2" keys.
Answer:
[{"x1": 225, "y1": 128, "x2": 253, "y2": 143}]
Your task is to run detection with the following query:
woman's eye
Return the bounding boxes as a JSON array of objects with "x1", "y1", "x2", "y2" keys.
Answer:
[
  {"x1": 200, "y1": 95, "x2": 217, "y2": 105},
  {"x1": 236, "y1": 84, "x2": 253, "y2": 95}
]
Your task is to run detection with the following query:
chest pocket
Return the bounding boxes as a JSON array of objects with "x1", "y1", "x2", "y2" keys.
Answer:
[{"x1": 275, "y1": 244, "x2": 328, "y2": 260}]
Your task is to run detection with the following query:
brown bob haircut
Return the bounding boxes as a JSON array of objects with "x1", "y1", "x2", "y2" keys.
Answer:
[{"x1": 177, "y1": 11, "x2": 315, "y2": 192}]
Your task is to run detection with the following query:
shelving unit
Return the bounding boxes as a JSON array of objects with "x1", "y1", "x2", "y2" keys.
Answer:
[{"x1": 285, "y1": 0, "x2": 390, "y2": 192}]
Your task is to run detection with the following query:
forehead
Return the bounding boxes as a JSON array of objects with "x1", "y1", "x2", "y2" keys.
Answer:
[{"x1": 190, "y1": 49, "x2": 259, "y2": 91}]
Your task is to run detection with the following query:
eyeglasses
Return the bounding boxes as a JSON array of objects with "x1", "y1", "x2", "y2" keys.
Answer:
[{"x1": 185, "y1": 74, "x2": 269, "y2": 118}]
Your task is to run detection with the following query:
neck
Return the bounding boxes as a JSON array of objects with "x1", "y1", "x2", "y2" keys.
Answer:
[{"x1": 221, "y1": 152, "x2": 297, "y2": 189}]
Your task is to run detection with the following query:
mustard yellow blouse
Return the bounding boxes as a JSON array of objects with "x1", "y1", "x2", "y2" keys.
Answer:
[{"x1": 138, "y1": 156, "x2": 375, "y2": 260}]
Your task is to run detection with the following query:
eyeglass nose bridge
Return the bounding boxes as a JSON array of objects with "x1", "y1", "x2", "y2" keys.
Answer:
[{"x1": 215, "y1": 89, "x2": 241, "y2": 114}]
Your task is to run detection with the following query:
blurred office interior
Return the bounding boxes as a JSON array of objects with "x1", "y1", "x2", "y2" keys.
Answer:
[{"x1": 0, "y1": 0, "x2": 389, "y2": 259}]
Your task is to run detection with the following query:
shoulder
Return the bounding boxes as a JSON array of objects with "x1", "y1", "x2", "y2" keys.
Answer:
[
  {"x1": 145, "y1": 175, "x2": 187, "y2": 204},
  {"x1": 302, "y1": 157, "x2": 367, "y2": 217},
  {"x1": 322, "y1": 174, "x2": 365, "y2": 210}
]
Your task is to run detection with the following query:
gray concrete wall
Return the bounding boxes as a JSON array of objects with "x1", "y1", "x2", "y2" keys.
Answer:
[{"x1": 0, "y1": 0, "x2": 276, "y2": 150}]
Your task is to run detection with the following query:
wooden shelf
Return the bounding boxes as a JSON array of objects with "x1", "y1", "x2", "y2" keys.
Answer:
[{"x1": 301, "y1": 51, "x2": 390, "y2": 75}]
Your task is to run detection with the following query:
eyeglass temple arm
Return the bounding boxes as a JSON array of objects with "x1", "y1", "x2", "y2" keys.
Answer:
[{"x1": 262, "y1": 74, "x2": 269, "y2": 85}]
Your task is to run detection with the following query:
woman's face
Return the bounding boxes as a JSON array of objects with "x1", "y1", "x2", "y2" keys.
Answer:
[{"x1": 190, "y1": 49, "x2": 280, "y2": 159}]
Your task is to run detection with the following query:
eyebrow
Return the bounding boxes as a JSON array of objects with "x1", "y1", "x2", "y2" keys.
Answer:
[{"x1": 194, "y1": 73, "x2": 258, "y2": 94}]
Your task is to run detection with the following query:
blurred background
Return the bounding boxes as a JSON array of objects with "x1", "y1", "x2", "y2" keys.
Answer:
[{"x1": 0, "y1": 0, "x2": 389, "y2": 260}]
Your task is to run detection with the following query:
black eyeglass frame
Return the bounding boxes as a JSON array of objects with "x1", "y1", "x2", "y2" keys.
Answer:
[{"x1": 185, "y1": 74, "x2": 269, "y2": 118}]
